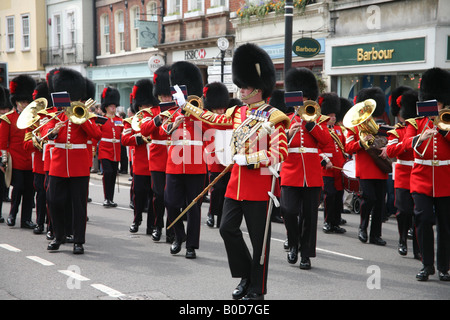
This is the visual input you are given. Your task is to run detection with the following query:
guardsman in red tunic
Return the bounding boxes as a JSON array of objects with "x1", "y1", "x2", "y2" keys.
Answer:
[
  {"x1": 202, "y1": 82, "x2": 231, "y2": 228},
  {"x1": 345, "y1": 87, "x2": 389, "y2": 246},
  {"x1": 318, "y1": 92, "x2": 347, "y2": 235},
  {"x1": 162, "y1": 61, "x2": 207, "y2": 260},
  {"x1": 402, "y1": 68, "x2": 450, "y2": 281},
  {"x1": 98, "y1": 87, "x2": 123, "y2": 207},
  {"x1": 0, "y1": 75, "x2": 36, "y2": 229},
  {"x1": 177, "y1": 44, "x2": 289, "y2": 300},
  {"x1": 281, "y1": 68, "x2": 332, "y2": 270},
  {"x1": 386, "y1": 87, "x2": 420, "y2": 258},
  {"x1": 0, "y1": 86, "x2": 12, "y2": 223},
  {"x1": 122, "y1": 79, "x2": 156, "y2": 234},
  {"x1": 46, "y1": 68, "x2": 102, "y2": 254},
  {"x1": 140, "y1": 66, "x2": 172, "y2": 242}
]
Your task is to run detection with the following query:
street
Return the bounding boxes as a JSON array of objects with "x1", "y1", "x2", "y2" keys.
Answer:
[{"x1": 0, "y1": 172, "x2": 448, "y2": 302}]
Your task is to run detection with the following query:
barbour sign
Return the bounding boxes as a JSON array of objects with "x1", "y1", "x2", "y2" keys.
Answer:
[{"x1": 293, "y1": 38, "x2": 321, "y2": 58}]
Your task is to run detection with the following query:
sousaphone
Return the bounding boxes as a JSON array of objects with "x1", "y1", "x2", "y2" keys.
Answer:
[{"x1": 16, "y1": 98, "x2": 48, "y2": 129}]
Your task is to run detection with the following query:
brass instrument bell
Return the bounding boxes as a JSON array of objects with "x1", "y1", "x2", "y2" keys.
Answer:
[
  {"x1": 17, "y1": 98, "x2": 48, "y2": 129},
  {"x1": 343, "y1": 99, "x2": 379, "y2": 149}
]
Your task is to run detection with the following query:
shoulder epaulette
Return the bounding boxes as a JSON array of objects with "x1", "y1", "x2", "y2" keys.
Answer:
[
  {"x1": 225, "y1": 105, "x2": 238, "y2": 118},
  {"x1": 268, "y1": 108, "x2": 290, "y2": 129},
  {"x1": 405, "y1": 118, "x2": 419, "y2": 129},
  {"x1": 0, "y1": 110, "x2": 14, "y2": 124},
  {"x1": 387, "y1": 129, "x2": 399, "y2": 138},
  {"x1": 317, "y1": 114, "x2": 330, "y2": 125},
  {"x1": 123, "y1": 117, "x2": 133, "y2": 125}
]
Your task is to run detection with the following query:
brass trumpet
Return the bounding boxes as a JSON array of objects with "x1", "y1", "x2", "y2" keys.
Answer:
[
  {"x1": 415, "y1": 109, "x2": 450, "y2": 157},
  {"x1": 343, "y1": 99, "x2": 379, "y2": 150},
  {"x1": 161, "y1": 95, "x2": 203, "y2": 134},
  {"x1": 297, "y1": 100, "x2": 321, "y2": 122}
]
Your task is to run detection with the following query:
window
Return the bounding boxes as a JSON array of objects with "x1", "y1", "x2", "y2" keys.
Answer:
[
  {"x1": 115, "y1": 10, "x2": 125, "y2": 52},
  {"x1": 21, "y1": 14, "x2": 30, "y2": 51},
  {"x1": 131, "y1": 6, "x2": 140, "y2": 49},
  {"x1": 167, "y1": 0, "x2": 182, "y2": 15},
  {"x1": 210, "y1": 0, "x2": 227, "y2": 7},
  {"x1": 101, "y1": 14, "x2": 110, "y2": 54},
  {"x1": 54, "y1": 14, "x2": 61, "y2": 48},
  {"x1": 188, "y1": 0, "x2": 203, "y2": 11},
  {"x1": 67, "y1": 12, "x2": 75, "y2": 47},
  {"x1": 6, "y1": 16, "x2": 14, "y2": 51},
  {"x1": 147, "y1": 1, "x2": 158, "y2": 22}
]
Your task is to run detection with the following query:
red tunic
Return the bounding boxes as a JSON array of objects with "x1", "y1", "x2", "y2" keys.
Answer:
[
  {"x1": 281, "y1": 115, "x2": 332, "y2": 188},
  {"x1": 386, "y1": 125, "x2": 413, "y2": 190},
  {"x1": 47, "y1": 113, "x2": 102, "y2": 177},
  {"x1": 23, "y1": 126, "x2": 45, "y2": 175},
  {"x1": 139, "y1": 106, "x2": 169, "y2": 173},
  {"x1": 98, "y1": 116, "x2": 123, "y2": 162},
  {"x1": 0, "y1": 109, "x2": 32, "y2": 170},
  {"x1": 403, "y1": 117, "x2": 450, "y2": 197},
  {"x1": 121, "y1": 118, "x2": 150, "y2": 176}
]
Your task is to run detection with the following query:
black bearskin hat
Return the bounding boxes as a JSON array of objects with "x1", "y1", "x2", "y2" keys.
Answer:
[
  {"x1": 399, "y1": 89, "x2": 419, "y2": 120},
  {"x1": 390, "y1": 86, "x2": 412, "y2": 117},
  {"x1": 101, "y1": 87, "x2": 120, "y2": 113},
  {"x1": 46, "y1": 68, "x2": 59, "y2": 94},
  {"x1": 337, "y1": 97, "x2": 352, "y2": 123},
  {"x1": 419, "y1": 67, "x2": 450, "y2": 105},
  {"x1": 318, "y1": 92, "x2": 340, "y2": 116},
  {"x1": 232, "y1": 43, "x2": 276, "y2": 100},
  {"x1": 9, "y1": 74, "x2": 36, "y2": 107},
  {"x1": 355, "y1": 87, "x2": 386, "y2": 118},
  {"x1": 285, "y1": 67, "x2": 319, "y2": 101},
  {"x1": 131, "y1": 79, "x2": 158, "y2": 113},
  {"x1": 33, "y1": 81, "x2": 52, "y2": 107},
  {"x1": 52, "y1": 68, "x2": 86, "y2": 101},
  {"x1": 269, "y1": 89, "x2": 293, "y2": 115},
  {"x1": 153, "y1": 65, "x2": 171, "y2": 97},
  {"x1": 84, "y1": 78, "x2": 96, "y2": 102},
  {"x1": 203, "y1": 82, "x2": 229, "y2": 111},
  {"x1": 170, "y1": 61, "x2": 204, "y2": 97}
]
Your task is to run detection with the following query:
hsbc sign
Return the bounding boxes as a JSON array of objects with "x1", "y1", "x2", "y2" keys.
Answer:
[
  {"x1": 173, "y1": 46, "x2": 223, "y2": 62},
  {"x1": 185, "y1": 49, "x2": 207, "y2": 60}
]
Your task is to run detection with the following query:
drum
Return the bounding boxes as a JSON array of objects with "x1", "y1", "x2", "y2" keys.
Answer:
[{"x1": 342, "y1": 160, "x2": 360, "y2": 193}]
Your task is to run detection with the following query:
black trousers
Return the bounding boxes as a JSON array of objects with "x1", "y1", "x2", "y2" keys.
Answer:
[
  {"x1": 165, "y1": 173, "x2": 205, "y2": 249},
  {"x1": 281, "y1": 186, "x2": 321, "y2": 258},
  {"x1": 101, "y1": 159, "x2": 118, "y2": 201},
  {"x1": 9, "y1": 169, "x2": 34, "y2": 223},
  {"x1": 33, "y1": 173, "x2": 47, "y2": 226},
  {"x1": 47, "y1": 176, "x2": 89, "y2": 244},
  {"x1": 208, "y1": 171, "x2": 231, "y2": 226},
  {"x1": 150, "y1": 171, "x2": 166, "y2": 229},
  {"x1": 323, "y1": 176, "x2": 344, "y2": 227},
  {"x1": 412, "y1": 192, "x2": 450, "y2": 272},
  {"x1": 220, "y1": 198, "x2": 270, "y2": 295},
  {"x1": 395, "y1": 188, "x2": 419, "y2": 254},
  {"x1": 0, "y1": 169, "x2": 6, "y2": 218},
  {"x1": 359, "y1": 179, "x2": 387, "y2": 238},
  {"x1": 132, "y1": 174, "x2": 153, "y2": 229}
]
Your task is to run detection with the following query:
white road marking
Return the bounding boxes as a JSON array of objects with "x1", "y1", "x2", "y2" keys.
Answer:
[
  {"x1": 0, "y1": 244, "x2": 22, "y2": 252},
  {"x1": 26, "y1": 256, "x2": 55, "y2": 266},
  {"x1": 58, "y1": 269, "x2": 90, "y2": 281},
  {"x1": 91, "y1": 283, "x2": 125, "y2": 298}
]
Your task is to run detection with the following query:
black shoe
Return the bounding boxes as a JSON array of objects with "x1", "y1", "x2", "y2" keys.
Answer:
[
  {"x1": 103, "y1": 199, "x2": 112, "y2": 207},
  {"x1": 242, "y1": 292, "x2": 264, "y2": 300},
  {"x1": 369, "y1": 236, "x2": 386, "y2": 246},
  {"x1": 332, "y1": 225, "x2": 347, "y2": 233},
  {"x1": 73, "y1": 243, "x2": 84, "y2": 254},
  {"x1": 439, "y1": 271, "x2": 450, "y2": 281},
  {"x1": 358, "y1": 228, "x2": 368, "y2": 243},
  {"x1": 398, "y1": 242, "x2": 407, "y2": 256},
  {"x1": 416, "y1": 265, "x2": 435, "y2": 281},
  {"x1": 21, "y1": 220, "x2": 36, "y2": 229},
  {"x1": 109, "y1": 201, "x2": 117, "y2": 207},
  {"x1": 283, "y1": 239, "x2": 289, "y2": 251},
  {"x1": 47, "y1": 239, "x2": 63, "y2": 251},
  {"x1": 129, "y1": 222, "x2": 140, "y2": 233},
  {"x1": 322, "y1": 222, "x2": 332, "y2": 233},
  {"x1": 87, "y1": 197, "x2": 92, "y2": 203},
  {"x1": 300, "y1": 257, "x2": 311, "y2": 270},
  {"x1": 33, "y1": 224, "x2": 44, "y2": 234},
  {"x1": 170, "y1": 240, "x2": 182, "y2": 255},
  {"x1": 46, "y1": 231, "x2": 54, "y2": 240},
  {"x1": 287, "y1": 246, "x2": 298, "y2": 264},
  {"x1": 186, "y1": 248, "x2": 196, "y2": 259},
  {"x1": 151, "y1": 227, "x2": 162, "y2": 241},
  {"x1": 232, "y1": 278, "x2": 250, "y2": 300},
  {"x1": 206, "y1": 214, "x2": 214, "y2": 227},
  {"x1": 0, "y1": 217, "x2": 4, "y2": 223},
  {"x1": 65, "y1": 235, "x2": 74, "y2": 243},
  {"x1": 6, "y1": 216, "x2": 15, "y2": 226}
]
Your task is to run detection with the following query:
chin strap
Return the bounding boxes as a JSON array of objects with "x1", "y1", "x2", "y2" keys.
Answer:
[{"x1": 241, "y1": 88, "x2": 260, "y2": 101}]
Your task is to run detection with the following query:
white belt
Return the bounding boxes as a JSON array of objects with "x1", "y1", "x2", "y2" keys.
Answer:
[
  {"x1": 54, "y1": 143, "x2": 87, "y2": 150},
  {"x1": 288, "y1": 147, "x2": 318, "y2": 154},
  {"x1": 171, "y1": 140, "x2": 203, "y2": 146},
  {"x1": 397, "y1": 160, "x2": 414, "y2": 166},
  {"x1": 151, "y1": 139, "x2": 171, "y2": 146},
  {"x1": 414, "y1": 159, "x2": 450, "y2": 166},
  {"x1": 101, "y1": 138, "x2": 120, "y2": 143}
]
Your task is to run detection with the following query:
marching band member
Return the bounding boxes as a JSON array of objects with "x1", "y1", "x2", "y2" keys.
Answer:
[
  {"x1": 46, "y1": 68, "x2": 102, "y2": 254},
  {"x1": 0, "y1": 85, "x2": 11, "y2": 223},
  {"x1": 386, "y1": 86, "x2": 420, "y2": 258},
  {"x1": 402, "y1": 68, "x2": 450, "y2": 281},
  {"x1": 0, "y1": 75, "x2": 36, "y2": 230},
  {"x1": 175, "y1": 43, "x2": 289, "y2": 299},
  {"x1": 318, "y1": 92, "x2": 347, "y2": 234},
  {"x1": 122, "y1": 79, "x2": 156, "y2": 234},
  {"x1": 281, "y1": 68, "x2": 332, "y2": 270},
  {"x1": 162, "y1": 61, "x2": 206, "y2": 260},
  {"x1": 202, "y1": 82, "x2": 231, "y2": 228},
  {"x1": 140, "y1": 66, "x2": 172, "y2": 242},
  {"x1": 98, "y1": 87, "x2": 123, "y2": 207},
  {"x1": 345, "y1": 87, "x2": 389, "y2": 246}
]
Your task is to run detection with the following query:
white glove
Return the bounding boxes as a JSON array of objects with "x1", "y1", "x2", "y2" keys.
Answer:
[
  {"x1": 233, "y1": 154, "x2": 247, "y2": 166},
  {"x1": 172, "y1": 85, "x2": 186, "y2": 107}
]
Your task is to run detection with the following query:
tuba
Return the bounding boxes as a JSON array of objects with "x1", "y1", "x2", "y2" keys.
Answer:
[
  {"x1": 17, "y1": 98, "x2": 48, "y2": 130},
  {"x1": 343, "y1": 98, "x2": 392, "y2": 173}
]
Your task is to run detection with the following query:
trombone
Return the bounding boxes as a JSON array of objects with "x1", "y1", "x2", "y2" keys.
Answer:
[
  {"x1": 414, "y1": 108, "x2": 450, "y2": 157},
  {"x1": 161, "y1": 95, "x2": 203, "y2": 134}
]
